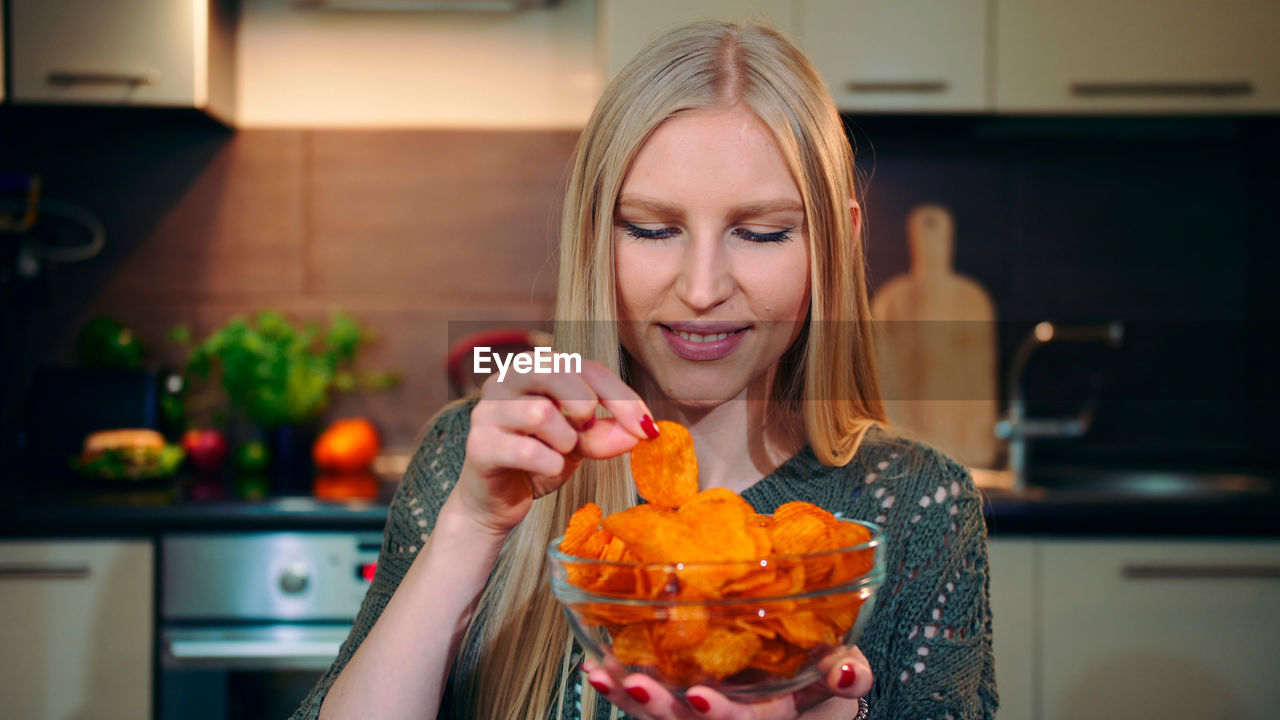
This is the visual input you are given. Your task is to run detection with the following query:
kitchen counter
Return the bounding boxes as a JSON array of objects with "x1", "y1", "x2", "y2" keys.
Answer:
[{"x1": 3, "y1": 468, "x2": 1278, "y2": 539}]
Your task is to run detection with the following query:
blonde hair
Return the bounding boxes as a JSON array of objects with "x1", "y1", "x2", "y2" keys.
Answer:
[{"x1": 454, "y1": 21, "x2": 885, "y2": 719}]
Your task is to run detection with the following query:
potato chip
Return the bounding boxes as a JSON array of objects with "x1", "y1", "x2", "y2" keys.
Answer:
[
  {"x1": 691, "y1": 626, "x2": 763, "y2": 680},
  {"x1": 771, "y1": 610, "x2": 836, "y2": 650},
  {"x1": 747, "y1": 638, "x2": 808, "y2": 677},
  {"x1": 613, "y1": 623, "x2": 659, "y2": 666},
  {"x1": 602, "y1": 504, "x2": 686, "y2": 563},
  {"x1": 653, "y1": 605, "x2": 709, "y2": 651},
  {"x1": 629, "y1": 420, "x2": 699, "y2": 508},
  {"x1": 560, "y1": 502, "x2": 612, "y2": 558}
]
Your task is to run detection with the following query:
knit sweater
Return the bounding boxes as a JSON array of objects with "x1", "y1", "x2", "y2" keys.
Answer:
[{"x1": 292, "y1": 400, "x2": 999, "y2": 719}]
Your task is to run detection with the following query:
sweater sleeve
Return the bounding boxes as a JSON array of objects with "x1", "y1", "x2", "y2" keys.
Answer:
[
  {"x1": 289, "y1": 399, "x2": 475, "y2": 720},
  {"x1": 864, "y1": 446, "x2": 999, "y2": 719}
]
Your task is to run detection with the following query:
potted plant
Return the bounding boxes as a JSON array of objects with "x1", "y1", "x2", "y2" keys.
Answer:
[{"x1": 170, "y1": 311, "x2": 398, "y2": 493}]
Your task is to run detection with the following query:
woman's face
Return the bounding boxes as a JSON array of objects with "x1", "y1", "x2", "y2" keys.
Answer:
[{"x1": 614, "y1": 106, "x2": 811, "y2": 409}]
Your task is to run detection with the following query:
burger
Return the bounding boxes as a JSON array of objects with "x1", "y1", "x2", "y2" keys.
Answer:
[{"x1": 72, "y1": 428, "x2": 185, "y2": 480}]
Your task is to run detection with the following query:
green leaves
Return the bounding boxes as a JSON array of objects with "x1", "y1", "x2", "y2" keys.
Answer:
[{"x1": 176, "y1": 311, "x2": 397, "y2": 428}]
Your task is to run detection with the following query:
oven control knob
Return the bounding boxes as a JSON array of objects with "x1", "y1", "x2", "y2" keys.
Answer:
[{"x1": 279, "y1": 563, "x2": 310, "y2": 594}]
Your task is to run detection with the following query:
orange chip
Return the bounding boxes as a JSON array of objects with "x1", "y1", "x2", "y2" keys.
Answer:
[
  {"x1": 771, "y1": 610, "x2": 837, "y2": 650},
  {"x1": 613, "y1": 623, "x2": 659, "y2": 667},
  {"x1": 691, "y1": 626, "x2": 763, "y2": 680},
  {"x1": 747, "y1": 638, "x2": 808, "y2": 677},
  {"x1": 629, "y1": 420, "x2": 699, "y2": 509},
  {"x1": 653, "y1": 605, "x2": 709, "y2": 651},
  {"x1": 560, "y1": 502, "x2": 611, "y2": 559},
  {"x1": 602, "y1": 504, "x2": 685, "y2": 563}
]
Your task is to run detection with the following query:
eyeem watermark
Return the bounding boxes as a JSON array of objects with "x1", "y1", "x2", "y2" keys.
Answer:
[{"x1": 474, "y1": 346, "x2": 582, "y2": 382}]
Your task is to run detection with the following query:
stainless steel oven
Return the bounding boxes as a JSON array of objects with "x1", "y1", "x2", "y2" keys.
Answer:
[{"x1": 159, "y1": 532, "x2": 381, "y2": 720}]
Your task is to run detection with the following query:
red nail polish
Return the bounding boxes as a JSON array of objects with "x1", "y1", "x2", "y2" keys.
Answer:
[
  {"x1": 839, "y1": 663, "x2": 856, "y2": 688},
  {"x1": 589, "y1": 679, "x2": 609, "y2": 694},
  {"x1": 688, "y1": 695, "x2": 711, "y2": 713},
  {"x1": 640, "y1": 415, "x2": 659, "y2": 439},
  {"x1": 626, "y1": 685, "x2": 650, "y2": 704}
]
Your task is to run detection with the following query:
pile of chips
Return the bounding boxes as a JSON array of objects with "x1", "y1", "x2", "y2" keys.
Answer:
[{"x1": 557, "y1": 420, "x2": 875, "y2": 686}]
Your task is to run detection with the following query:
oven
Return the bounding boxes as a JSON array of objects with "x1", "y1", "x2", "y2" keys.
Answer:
[{"x1": 158, "y1": 532, "x2": 381, "y2": 720}]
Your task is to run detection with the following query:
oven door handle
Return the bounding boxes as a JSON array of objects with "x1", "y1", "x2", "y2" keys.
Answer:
[
  {"x1": 167, "y1": 638, "x2": 344, "y2": 660},
  {"x1": 164, "y1": 637, "x2": 345, "y2": 671}
]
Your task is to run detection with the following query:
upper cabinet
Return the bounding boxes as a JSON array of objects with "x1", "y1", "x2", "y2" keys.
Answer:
[
  {"x1": 994, "y1": 0, "x2": 1280, "y2": 114},
  {"x1": 598, "y1": 0, "x2": 797, "y2": 82},
  {"x1": 8, "y1": 0, "x2": 236, "y2": 122},
  {"x1": 800, "y1": 0, "x2": 988, "y2": 113},
  {"x1": 598, "y1": 0, "x2": 1280, "y2": 114}
]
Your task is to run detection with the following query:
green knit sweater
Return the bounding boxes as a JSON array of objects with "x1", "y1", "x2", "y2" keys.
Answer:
[{"x1": 292, "y1": 400, "x2": 999, "y2": 719}]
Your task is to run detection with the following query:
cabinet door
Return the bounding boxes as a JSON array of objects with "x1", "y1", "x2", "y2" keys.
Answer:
[
  {"x1": 9, "y1": 0, "x2": 202, "y2": 106},
  {"x1": 0, "y1": 540, "x2": 154, "y2": 720},
  {"x1": 800, "y1": 0, "x2": 988, "y2": 112},
  {"x1": 987, "y1": 539, "x2": 1035, "y2": 720},
  {"x1": 598, "y1": 0, "x2": 797, "y2": 82},
  {"x1": 995, "y1": 0, "x2": 1280, "y2": 113},
  {"x1": 1040, "y1": 540, "x2": 1280, "y2": 720}
]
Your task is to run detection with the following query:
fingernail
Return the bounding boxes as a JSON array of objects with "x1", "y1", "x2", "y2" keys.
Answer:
[
  {"x1": 640, "y1": 415, "x2": 659, "y2": 439},
  {"x1": 839, "y1": 663, "x2": 856, "y2": 689},
  {"x1": 581, "y1": 416, "x2": 596, "y2": 431},
  {"x1": 688, "y1": 695, "x2": 711, "y2": 713},
  {"x1": 589, "y1": 679, "x2": 609, "y2": 694},
  {"x1": 626, "y1": 685, "x2": 650, "y2": 704}
]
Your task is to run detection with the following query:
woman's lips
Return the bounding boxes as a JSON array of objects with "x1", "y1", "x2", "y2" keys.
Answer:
[{"x1": 659, "y1": 324, "x2": 749, "y2": 361}]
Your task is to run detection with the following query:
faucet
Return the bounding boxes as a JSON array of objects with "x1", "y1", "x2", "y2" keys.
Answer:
[{"x1": 994, "y1": 320, "x2": 1124, "y2": 492}]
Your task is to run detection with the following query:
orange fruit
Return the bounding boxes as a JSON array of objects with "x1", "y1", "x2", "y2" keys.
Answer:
[{"x1": 313, "y1": 418, "x2": 381, "y2": 472}]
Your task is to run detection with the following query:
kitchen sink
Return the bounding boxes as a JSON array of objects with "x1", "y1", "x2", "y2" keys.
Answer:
[{"x1": 992, "y1": 467, "x2": 1278, "y2": 503}]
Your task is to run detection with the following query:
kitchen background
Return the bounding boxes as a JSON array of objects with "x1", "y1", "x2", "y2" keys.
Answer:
[{"x1": 1, "y1": 1, "x2": 1278, "y2": 719}]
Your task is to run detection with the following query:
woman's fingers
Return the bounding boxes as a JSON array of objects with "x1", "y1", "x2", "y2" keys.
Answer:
[
  {"x1": 581, "y1": 661, "x2": 699, "y2": 720},
  {"x1": 819, "y1": 647, "x2": 873, "y2": 699},
  {"x1": 680, "y1": 687, "x2": 794, "y2": 720}
]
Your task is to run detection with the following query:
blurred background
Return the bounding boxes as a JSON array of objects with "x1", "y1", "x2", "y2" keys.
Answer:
[{"x1": 0, "y1": 1, "x2": 1277, "y2": 719}]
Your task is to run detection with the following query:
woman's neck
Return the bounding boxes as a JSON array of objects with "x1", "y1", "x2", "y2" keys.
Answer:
[{"x1": 635, "y1": 370, "x2": 807, "y2": 494}]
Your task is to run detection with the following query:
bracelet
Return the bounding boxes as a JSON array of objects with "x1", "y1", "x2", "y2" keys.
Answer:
[{"x1": 854, "y1": 696, "x2": 869, "y2": 720}]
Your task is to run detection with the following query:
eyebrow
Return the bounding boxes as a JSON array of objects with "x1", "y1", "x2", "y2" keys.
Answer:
[{"x1": 616, "y1": 196, "x2": 805, "y2": 220}]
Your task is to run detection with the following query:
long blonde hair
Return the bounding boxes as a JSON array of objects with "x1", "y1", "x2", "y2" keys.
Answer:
[{"x1": 454, "y1": 21, "x2": 886, "y2": 719}]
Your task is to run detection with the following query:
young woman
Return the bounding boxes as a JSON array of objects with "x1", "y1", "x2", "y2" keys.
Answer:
[{"x1": 295, "y1": 21, "x2": 997, "y2": 720}]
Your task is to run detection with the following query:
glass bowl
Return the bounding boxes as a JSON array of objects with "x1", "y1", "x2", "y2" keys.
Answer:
[{"x1": 548, "y1": 518, "x2": 884, "y2": 702}]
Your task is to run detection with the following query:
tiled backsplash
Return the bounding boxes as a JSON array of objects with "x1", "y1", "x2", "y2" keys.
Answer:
[{"x1": 2, "y1": 110, "x2": 1276, "y2": 470}]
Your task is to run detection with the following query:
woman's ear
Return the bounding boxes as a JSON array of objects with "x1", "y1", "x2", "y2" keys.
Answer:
[{"x1": 849, "y1": 199, "x2": 863, "y2": 242}]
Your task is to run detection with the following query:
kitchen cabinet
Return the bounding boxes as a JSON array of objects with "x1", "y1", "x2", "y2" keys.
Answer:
[
  {"x1": 994, "y1": 0, "x2": 1280, "y2": 114},
  {"x1": 8, "y1": 0, "x2": 236, "y2": 122},
  {"x1": 987, "y1": 539, "x2": 1035, "y2": 720},
  {"x1": 1039, "y1": 540, "x2": 1280, "y2": 720},
  {"x1": 0, "y1": 540, "x2": 153, "y2": 720},
  {"x1": 598, "y1": 0, "x2": 797, "y2": 82},
  {"x1": 799, "y1": 0, "x2": 988, "y2": 112}
]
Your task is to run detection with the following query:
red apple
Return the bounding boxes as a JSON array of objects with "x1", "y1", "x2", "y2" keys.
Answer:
[{"x1": 181, "y1": 429, "x2": 228, "y2": 472}]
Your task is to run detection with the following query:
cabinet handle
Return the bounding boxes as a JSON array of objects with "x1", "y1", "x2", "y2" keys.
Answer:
[
  {"x1": 1069, "y1": 81, "x2": 1253, "y2": 98},
  {"x1": 46, "y1": 71, "x2": 157, "y2": 87},
  {"x1": 1122, "y1": 564, "x2": 1280, "y2": 580},
  {"x1": 0, "y1": 563, "x2": 91, "y2": 580},
  {"x1": 845, "y1": 81, "x2": 949, "y2": 94}
]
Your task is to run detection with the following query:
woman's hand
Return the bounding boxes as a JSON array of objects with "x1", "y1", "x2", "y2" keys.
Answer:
[
  {"x1": 581, "y1": 648, "x2": 872, "y2": 720},
  {"x1": 455, "y1": 358, "x2": 655, "y2": 536}
]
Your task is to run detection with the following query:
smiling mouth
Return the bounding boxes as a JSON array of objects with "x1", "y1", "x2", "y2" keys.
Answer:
[{"x1": 659, "y1": 324, "x2": 750, "y2": 342}]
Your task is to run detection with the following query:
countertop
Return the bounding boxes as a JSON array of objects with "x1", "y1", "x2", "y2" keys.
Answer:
[{"x1": 3, "y1": 467, "x2": 1278, "y2": 539}]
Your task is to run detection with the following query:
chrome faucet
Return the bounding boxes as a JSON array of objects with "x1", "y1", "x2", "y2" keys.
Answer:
[{"x1": 994, "y1": 321, "x2": 1124, "y2": 492}]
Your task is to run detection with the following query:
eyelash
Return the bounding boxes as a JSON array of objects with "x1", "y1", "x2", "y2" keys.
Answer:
[{"x1": 621, "y1": 221, "x2": 794, "y2": 244}]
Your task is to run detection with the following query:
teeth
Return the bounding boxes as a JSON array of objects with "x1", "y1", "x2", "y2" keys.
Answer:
[{"x1": 675, "y1": 330, "x2": 731, "y2": 342}]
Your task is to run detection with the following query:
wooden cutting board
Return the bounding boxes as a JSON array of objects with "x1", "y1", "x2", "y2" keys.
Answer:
[{"x1": 870, "y1": 204, "x2": 1002, "y2": 470}]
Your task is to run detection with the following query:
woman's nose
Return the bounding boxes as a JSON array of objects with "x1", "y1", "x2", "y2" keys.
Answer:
[{"x1": 674, "y1": 233, "x2": 734, "y2": 313}]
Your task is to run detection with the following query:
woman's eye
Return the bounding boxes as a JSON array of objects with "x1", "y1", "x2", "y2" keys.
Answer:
[
  {"x1": 621, "y1": 221, "x2": 679, "y2": 240},
  {"x1": 733, "y1": 227, "x2": 795, "y2": 243}
]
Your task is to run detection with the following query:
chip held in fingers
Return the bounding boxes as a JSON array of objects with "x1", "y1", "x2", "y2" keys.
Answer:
[
  {"x1": 553, "y1": 420, "x2": 881, "y2": 692},
  {"x1": 628, "y1": 419, "x2": 699, "y2": 508}
]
